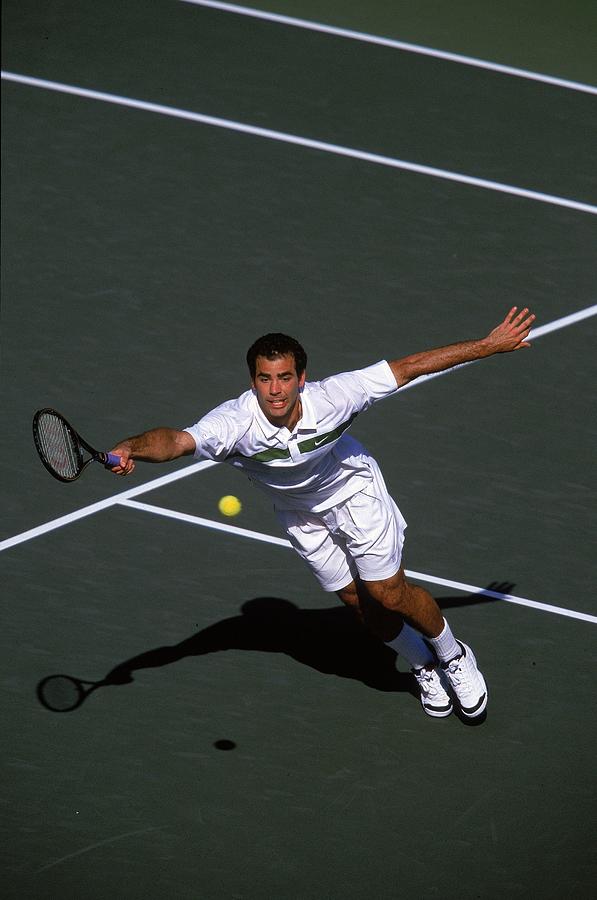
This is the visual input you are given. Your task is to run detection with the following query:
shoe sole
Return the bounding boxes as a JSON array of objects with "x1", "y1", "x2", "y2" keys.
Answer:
[{"x1": 422, "y1": 703, "x2": 453, "y2": 718}]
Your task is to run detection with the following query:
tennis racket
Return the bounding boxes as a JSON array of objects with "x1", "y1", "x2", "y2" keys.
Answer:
[{"x1": 32, "y1": 408, "x2": 121, "y2": 482}]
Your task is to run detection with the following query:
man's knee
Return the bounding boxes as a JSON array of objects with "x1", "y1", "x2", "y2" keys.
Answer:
[
  {"x1": 336, "y1": 580, "x2": 360, "y2": 608},
  {"x1": 363, "y1": 569, "x2": 410, "y2": 612}
]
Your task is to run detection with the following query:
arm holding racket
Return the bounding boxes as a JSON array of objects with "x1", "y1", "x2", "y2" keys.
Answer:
[
  {"x1": 109, "y1": 428, "x2": 196, "y2": 475},
  {"x1": 32, "y1": 410, "x2": 195, "y2": 483},
  {"x1": 389, "y1": 306, "x2": 535, "y2": 388}
]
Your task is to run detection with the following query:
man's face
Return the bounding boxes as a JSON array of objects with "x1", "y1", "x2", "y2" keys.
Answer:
[{"x1": 252, "y1": 354, "x2": 306, "y2": 429}]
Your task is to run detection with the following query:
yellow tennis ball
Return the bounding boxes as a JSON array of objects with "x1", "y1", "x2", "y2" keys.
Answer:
[{"x1": 218, "y1": 495, "x2": 242, "y2": 517}]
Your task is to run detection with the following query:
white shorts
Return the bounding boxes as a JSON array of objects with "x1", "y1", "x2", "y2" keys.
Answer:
[{"x1": 276, "y1": 460, "x2": 407, "y2": 592}]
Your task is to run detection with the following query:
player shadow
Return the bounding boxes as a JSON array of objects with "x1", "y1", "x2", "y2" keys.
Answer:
[{"x1": 36, "y1": 582, "x2": 512, "y2": 713}]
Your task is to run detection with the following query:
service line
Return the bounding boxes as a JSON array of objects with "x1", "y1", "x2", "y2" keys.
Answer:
[
  {"x1": 180, "y1": 0, "x2": 597, "y2": 97},
  {"x1": 120, "y1": 499, "x2": 597, "y2": 625},
  {"x1": 2, "y1": 71, "x2": 596, "y2": 217}
]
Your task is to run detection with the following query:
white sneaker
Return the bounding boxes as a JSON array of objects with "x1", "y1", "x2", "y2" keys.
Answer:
[
  {"x1": 412, "y1": 666, "x2": 453, "y2": 718},
  {"x1": 442, "y1": 641, "x2": 488, "y2": 719}
]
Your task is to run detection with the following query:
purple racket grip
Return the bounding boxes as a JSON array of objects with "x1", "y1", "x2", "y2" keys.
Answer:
[{"x1": 104, "y1": 452, "x2": 122, "y2": 468}]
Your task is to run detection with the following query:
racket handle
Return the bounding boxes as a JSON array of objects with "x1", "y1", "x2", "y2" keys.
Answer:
[{"x1": 104, "y1": 452, "x2": 122, "y2": 468}]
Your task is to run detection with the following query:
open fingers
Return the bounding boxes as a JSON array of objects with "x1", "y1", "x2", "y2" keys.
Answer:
[
  {"x1": 507, "y1": 306, "x2": 536, "y2": 334},
  {"x1": 488, "y1": 307, "x2": 536, "y2": 352},
  {"x1": 507, "y1": 306, "x2": 530, "y2": 325}
]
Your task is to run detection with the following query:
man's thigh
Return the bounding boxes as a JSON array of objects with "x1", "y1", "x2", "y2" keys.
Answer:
[
  {"x1": 276, "y1": 508, "x2": 357, "y2": 592},
  {"x1": 336, "y1": 485, "x2": 406, "y2": 583},
  {"x1": 277, "y1": 480, "x2": 406, "y2": 591}
]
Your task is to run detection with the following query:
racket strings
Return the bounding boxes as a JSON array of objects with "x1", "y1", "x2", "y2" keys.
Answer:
[{"x1": 36, "y1": 412, "x2": 81, "y2": 478}]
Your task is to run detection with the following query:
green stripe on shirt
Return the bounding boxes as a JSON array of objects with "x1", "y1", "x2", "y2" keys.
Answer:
[
  {"x1": 237, "y1": 412, "x2": 359, "y2": 462},
  {"x1": 297, "y1": 412, "x2": 358, "y2": 454}
]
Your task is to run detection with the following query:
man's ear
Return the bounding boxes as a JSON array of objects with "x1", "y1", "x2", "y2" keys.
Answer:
[{"x1": 299, "y1": 371, "x2": 306, "y2": 388}]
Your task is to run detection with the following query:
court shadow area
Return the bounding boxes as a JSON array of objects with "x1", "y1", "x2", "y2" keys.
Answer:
[
  {"x1": 36, "y1": 582, "x2": 510, "y2": 712},
  {"x1": 103, "y1": 597, "x2": 414, "y2": 696}
]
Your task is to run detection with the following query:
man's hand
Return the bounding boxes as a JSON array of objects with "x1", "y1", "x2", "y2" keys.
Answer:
[
  {"x1": 109, "y1": 443, "x2": 135, "y2": 476},
  {"x1": 482, "y1": 306, "x2": 536, "y2": 354}
]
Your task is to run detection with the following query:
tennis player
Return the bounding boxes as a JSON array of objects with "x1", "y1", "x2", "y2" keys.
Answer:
[{"x1": 110, "y1": 306, "x2": 535, "y2": 720}]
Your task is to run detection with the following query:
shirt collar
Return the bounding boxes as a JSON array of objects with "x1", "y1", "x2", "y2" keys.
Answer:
[{"x1": 296, "y1": 388, "x2": 316, "y2": 433}]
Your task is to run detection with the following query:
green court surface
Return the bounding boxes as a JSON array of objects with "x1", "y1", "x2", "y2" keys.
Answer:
[{"x1": 2, "y1": 2, "x2": 596, "y2": 898}]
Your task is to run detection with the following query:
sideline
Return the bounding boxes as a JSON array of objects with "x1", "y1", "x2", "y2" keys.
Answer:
[
  {"x1": 2, "y1": 71, "x2": 596, "y2": 217},
  {"x1": 180, "y1": 0, "x2": 597, "y2": 96}
]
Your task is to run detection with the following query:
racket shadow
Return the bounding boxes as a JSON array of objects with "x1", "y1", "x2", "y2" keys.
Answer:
[
  {"x1": 36, "y1": 674, "x2": 111, "y2": 712},
  {"x1": 35, "y1": 583, "x2": 509, "y2": 713}
]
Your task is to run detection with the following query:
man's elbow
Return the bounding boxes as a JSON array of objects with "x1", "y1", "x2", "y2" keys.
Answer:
[
  {"x1": 388, "y1": 361, "x2": 410, "y2": 388},
  {"x1": 173, "y1": 430, "x2": 196, "y2": 459}
]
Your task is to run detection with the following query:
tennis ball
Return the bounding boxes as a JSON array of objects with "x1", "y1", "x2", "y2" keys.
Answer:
[{"x1": 218, "y1": 495, "x2": 242, "y2": 517}]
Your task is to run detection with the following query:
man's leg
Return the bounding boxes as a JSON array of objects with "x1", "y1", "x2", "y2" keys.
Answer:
[
  {"x1": 340, "y1": 569, "x2": 488, "y2": 719},
  {"x1": 358, "y1": 567, "x2": 444, "y2": 638},
  {"x1": 337, "y1": 577, "x2": 453, "y2": 718},
  {"x1": 365, "y1": 568, "x2": 488, "y2": 718}
]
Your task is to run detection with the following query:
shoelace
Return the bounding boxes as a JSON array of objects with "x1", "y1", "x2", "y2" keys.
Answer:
[
  {"x1": 445, "y1": 656, "x2": 477, "y2": 697},
  {"x1": 446, "y1": 657, "x2": 465, "y2": 682},
  {"x1": 414, "y1": 669, "x2": 443, "y2": 698}
]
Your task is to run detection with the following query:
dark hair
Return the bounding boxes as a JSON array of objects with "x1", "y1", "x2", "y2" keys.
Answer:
[{"x1": 246, "y1": 333, "x2": 307, "y2": 379}]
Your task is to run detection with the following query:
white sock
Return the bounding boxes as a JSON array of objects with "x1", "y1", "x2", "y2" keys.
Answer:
[
  {"x1": 385, "y1": 623, "x2": 434, "y2": 670},
  {"x1": 427, "y1": 618, "x2": 460, "y2": 664}
]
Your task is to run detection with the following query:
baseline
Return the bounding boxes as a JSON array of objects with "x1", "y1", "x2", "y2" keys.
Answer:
[
  {"x1": 119, "y1": 499, "x2": 597, "y2": 625},
  {"x1": 180, "y1": 0, "x2": 597, "y2": 96},
  {"x1": 2, "y1": 71, "x2": 596, "y2": 217}
]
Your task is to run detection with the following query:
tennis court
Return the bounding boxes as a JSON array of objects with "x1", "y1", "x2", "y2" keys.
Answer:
[{"x1": 2, "y1": 1, "x2": 596, "y2": 897}]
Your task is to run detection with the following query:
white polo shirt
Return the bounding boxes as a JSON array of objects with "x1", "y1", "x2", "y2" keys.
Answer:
[{"x1": 184, "y1": 360, "x2": 399, "y2": 513}]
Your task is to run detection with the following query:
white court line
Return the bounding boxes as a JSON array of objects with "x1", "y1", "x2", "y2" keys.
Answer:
[
  {"x1": 120, "y1": 499, "x2": 292, "y2": 547},
  {"x1": 1, "y1": 304, "x2": 595, "y2": 553},
  {"x1": 0, "y1": 460, "x2": 218, "y2": 552},
  {"x1": 405, "y1": 571, "x2": 597, "y2": 625},
  {"x1": 400, "y1": 304, "x2": 597, "y2": 391},
  {"x1": 120, "y1": 500, "x2": 597, "y2": 625},
  {"x1": 180, "y1": 0, "x2": 597, "y2": 96},
  {"x1": 2, "y1": 71, "x2": 597, "y2": 217},
  {"x1": 526, "y1": 304, "x2": 597, "y2": 339}
]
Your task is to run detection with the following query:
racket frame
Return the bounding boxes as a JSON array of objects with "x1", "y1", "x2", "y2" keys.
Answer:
[{"x1": 32, "y1": 407, "x2": 117, "y2": 482}]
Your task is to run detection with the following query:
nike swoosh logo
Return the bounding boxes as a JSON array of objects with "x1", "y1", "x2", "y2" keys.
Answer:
[{"x1": 296, "y1": 413, "x2": 359, "y2": 455}]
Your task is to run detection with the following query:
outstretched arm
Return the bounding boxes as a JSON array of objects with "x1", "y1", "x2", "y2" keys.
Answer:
[
  {"x1": 389, "y1": 306, "x2": 535, "y2": 388},
  {"x1": 109, "y1": 427, "x2": 195, "y2": 476}
]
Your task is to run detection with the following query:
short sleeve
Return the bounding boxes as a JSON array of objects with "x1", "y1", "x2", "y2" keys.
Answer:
[
  {"x1": 319, "y1": 360, "x2": 398, "y2": 415},
  {"x1": 183, "y1": 398, "x2": 252, "y2": 461}
]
